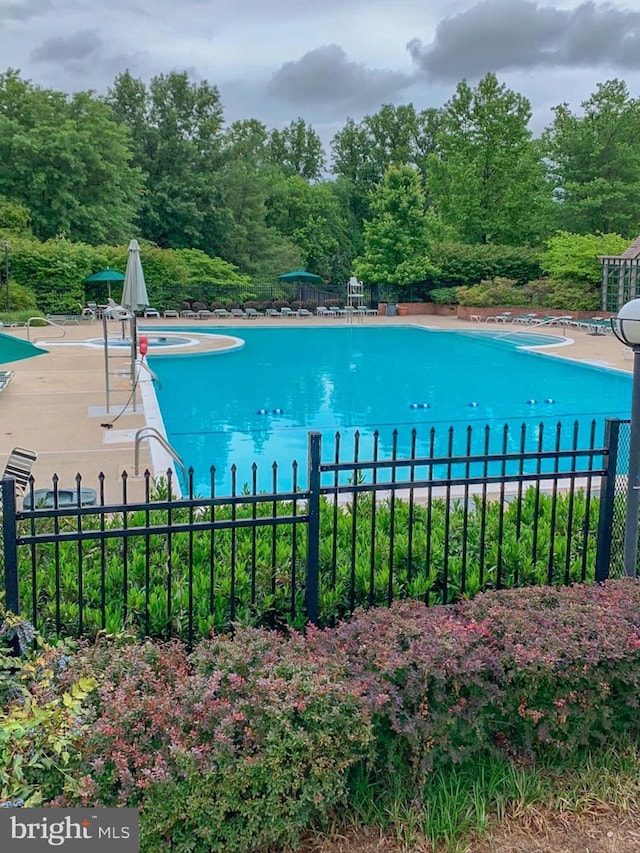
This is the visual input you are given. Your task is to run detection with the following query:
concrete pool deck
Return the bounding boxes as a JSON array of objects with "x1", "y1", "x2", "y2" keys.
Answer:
[{"x1": 0, "y1": 314, "x2": 631, "y2": 502}]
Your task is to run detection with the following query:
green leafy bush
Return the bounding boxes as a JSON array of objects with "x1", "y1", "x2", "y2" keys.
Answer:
[
  {"x1": 0, "y1": 610, "x2": 95, "y2": 807},
  {"x1": 456, "y1": 277, "x2": 530, "y2": 307},
  {"x1": 429, "y1": 286, "x2": 459, "y2": 305},
  {"x1": 523, "y1": 277, "x2": 600, "y2": 311},
  {"x1": 18, "y1": 486, "x2": 599, "y2": 642},
  {"x1": 431, "y1": 242, "x2": 543, "y2": 287}
]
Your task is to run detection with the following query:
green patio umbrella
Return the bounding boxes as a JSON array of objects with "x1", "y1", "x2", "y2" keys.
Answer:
[
  {"x1": 277, "y1": 270, "x2": 324, "y2": 304},
  {"x1": 0, "y1": 331, "x2": 48, "y2": 365},
  {"x1": 83, "y1": 268, "x2": 125, "y2": 299},
  {"x1": 277, "y1": 270, "x2": 323, "y2": 284}
]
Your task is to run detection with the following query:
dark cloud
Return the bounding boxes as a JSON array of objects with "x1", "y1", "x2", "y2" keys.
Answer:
[
  {"x1": 0, "y1": 0, "x2": 51, "y2": 21},
  {"x1": 267, "y1": 44, "x2": 414, "y2": 111},
  {"x1": 408, "y1": 0, "x2": 640, "y2": 80},
  {"x1": 30, "y1": 29, "x2": 103, "y2": 65}
]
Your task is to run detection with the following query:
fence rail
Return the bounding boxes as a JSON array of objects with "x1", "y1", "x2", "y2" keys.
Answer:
[{"x1": 1, "y1": 419, "x2": 623, "y2": 645}]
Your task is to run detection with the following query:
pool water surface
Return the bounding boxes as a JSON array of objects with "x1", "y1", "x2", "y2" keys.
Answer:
[{"x1": 149, "y1": 326, "x2": 630, "y2": 493}]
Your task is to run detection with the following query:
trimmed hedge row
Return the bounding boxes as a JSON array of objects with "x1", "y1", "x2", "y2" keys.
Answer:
[{"x1": 3, "y1": 580, "x2": 640, "y2": 852}]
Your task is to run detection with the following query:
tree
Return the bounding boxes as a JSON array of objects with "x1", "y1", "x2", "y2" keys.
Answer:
[
  {"x1": 105, "y1": 70, "x2": 225, "y2": 253},
  {"x1": 331, "y1": 104, "x2": 429, "y2": 223},
  {"x1": 427, "y1": 73, "x2": 551, "y2": 245},
  {"x1": 266, "y1": 175, "x2": 355, "y2": 282},
  {"x1": 544, "y1": 79, "x2": 640, "y2": 236},
  {"x1": 542, "y1": 231, "x2": 629, "y2": 285},
  {"x1": 0, "y1": 70, "x2": 143, "y2": 244},
  {"x1": 268, "y1": 119, "x2": 325, "y2": 181},
  {"x1": 353, "y1": 165, "x2": 438, "y2": 289}
]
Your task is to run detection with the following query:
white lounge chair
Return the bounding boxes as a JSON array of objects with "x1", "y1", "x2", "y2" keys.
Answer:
[
  {"x1": 2, "y1": 446, "x2": 37, "y2": 496},
  {"x1": 0, "y1": 370, "x2": 14, "y2": 393}
]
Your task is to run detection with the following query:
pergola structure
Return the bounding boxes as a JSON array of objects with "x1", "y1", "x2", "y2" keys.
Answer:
[{"x1": 600, "y1": 236, "x2": 640, "y2": 312}]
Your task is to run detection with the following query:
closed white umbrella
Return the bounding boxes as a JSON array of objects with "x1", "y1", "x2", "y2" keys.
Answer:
[{"x1": 121, "y1": 239, "x2": 149, "y2": 312}]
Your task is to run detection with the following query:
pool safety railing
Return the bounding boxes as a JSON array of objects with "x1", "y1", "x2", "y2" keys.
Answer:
[
  {"x1": 493, "y1": 315, "x2": 572, "y2": 342},
  {"x1": 2, "y1": 417, "x2": 627, "y2": 646},
  {"x1": 136, "y1": 358, "x2": 161, "y2": 387},
  {"x1": 25, "y1": 317, "x2": 66, "y2": 343},
  {"x1": 134, "y1": 426, "x2": 185, "y2": 480}
]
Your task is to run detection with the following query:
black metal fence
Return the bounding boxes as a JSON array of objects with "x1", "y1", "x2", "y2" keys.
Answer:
[{"x1": 1, "y1": 419, "x2": 624, "y2": 645}]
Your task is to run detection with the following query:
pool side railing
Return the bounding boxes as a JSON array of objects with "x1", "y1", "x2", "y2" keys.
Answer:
[{"x1": 1, "y1": 418, "x2": 628, "y2": 646}]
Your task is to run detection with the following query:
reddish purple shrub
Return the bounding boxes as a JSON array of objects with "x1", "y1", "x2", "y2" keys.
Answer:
[
  {"x1": 65, "y1": 630, "x2": 372, "y2": 853},
  {"x1": 307, "y1": 601, "x2": 505, "y2": 777},
  {"x1": 53, "y1": 581, "x2": 640, "y2": 850}
]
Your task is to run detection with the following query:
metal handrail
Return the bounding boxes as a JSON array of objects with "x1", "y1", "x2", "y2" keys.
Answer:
[
  {"x1": 26, "y1": 317, "x2": 66, "y2": 342},
  {"x1": 136, "y1": 358, "x2": 161, "y2": 386},
  {"x1": 134, "y1": 426, "x2": 185, "y2": 478}
]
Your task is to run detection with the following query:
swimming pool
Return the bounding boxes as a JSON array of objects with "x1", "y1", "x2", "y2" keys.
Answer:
[{"x1": 149, "y1": 326, "x2": 631, "y2": 493}]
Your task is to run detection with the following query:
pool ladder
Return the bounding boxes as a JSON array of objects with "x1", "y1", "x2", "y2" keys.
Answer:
[{"x1": 134, "y1": 426, "x2": 186, "y2": 480}]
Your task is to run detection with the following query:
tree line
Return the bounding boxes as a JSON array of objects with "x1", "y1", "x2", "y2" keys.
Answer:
[{"x1": 0, "y1": 67, "x2": 639, "y2": 304}]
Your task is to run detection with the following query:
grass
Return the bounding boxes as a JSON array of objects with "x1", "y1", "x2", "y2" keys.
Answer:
[{"x1": 345, "y1": 741, "x2": 640, "y2": 852}]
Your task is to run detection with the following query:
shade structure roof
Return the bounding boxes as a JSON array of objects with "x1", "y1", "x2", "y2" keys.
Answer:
[
  {"x1": 0, "y1": 332, "x2": 48, "y2": 365},
  {"x1": 83, "y1": 269, "x2": 125, "y2": 283},
  {"x1": 277, "y1": 269, "x2": 323, "y2": 284}
]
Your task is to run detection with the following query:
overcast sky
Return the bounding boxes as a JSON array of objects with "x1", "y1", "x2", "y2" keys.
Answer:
[{"x1": 3, "y1": 0, "x2": 640, "y2": 144}]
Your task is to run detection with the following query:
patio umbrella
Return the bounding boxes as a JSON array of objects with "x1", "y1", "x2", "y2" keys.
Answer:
[
  {"x1": 83, "y1": 269, "x2": 125, "y2": 299},
  {"x1": 277, "y1": 270, "x2": 323, "y2": 284},
  {"x1": 0, "y1": 332, "x2": 48, "y2": 365},
  {"x1": 277, "y1": 269, "x2": 323, "y2": 304},
  {"x1": 121, "y1": 240, "x2": 149, "y2": 313}
]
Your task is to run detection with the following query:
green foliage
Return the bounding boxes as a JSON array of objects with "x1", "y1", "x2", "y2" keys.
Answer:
[
  {"x1": 20, "y1": 487, "x2": 599, "y2": 643},
  {"x1": 427, "y1": 73, "x2": 553, "y2": 245},
  {"x1": 523, "y1": 277, "x2": 600, "y2": 311},
  {"x1": 9, "y1": 235, "x2": 98, "y2": 313},
  {"x1": 172, "y1": 249, "x2": 250, "y2": 304},
  {"x1": 354, "y1": 164, "x2": 438, "y2": 290},
  {"x1": 4, "y1": 282, "x2": 37, "y2": 311},
  {"x1": 429, "y1": 287, "x2": 459, "y2": 304},
  {"x1": 0, "y1": 610, "x2": 95, "y2": 807},
  {"x1": 456, "y1": 277, "x2": 529, "y2": 307},
  {"x1": 0, "y1": 196, "x2": 32, "y2": 236},
  {"x1": 0, "y1": 71, "x2": 143, "y2": 244},
  {"x1": 266, "y1": 175, "x2": 354, "y2": 282},
  {"x1": 268, "y1": 118, "x2": 326, "y2": 181},
  {"x1": 431, "y1": 241, "x2": 543, "y2": 286},
  {"x1": 544, "y1": 79, "x2": 640, "y2": 235},
  {"x1": 542, "y1": 230, "x2": 629, "y2": 285}
]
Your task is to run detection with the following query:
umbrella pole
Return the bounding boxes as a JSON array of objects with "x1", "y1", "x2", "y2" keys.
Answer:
[
  {"x1": 102, "y1": 313, "x2": 111, "y2": 414},
  {"x1": 130, "y1": 315, "x2": 137, "y2": 413}
]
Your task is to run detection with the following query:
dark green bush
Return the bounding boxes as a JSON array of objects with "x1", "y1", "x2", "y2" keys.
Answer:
[
  {"x1": 429, "y1": 286, "x2": 459, "y2": 305},
  {"x1": 431, "y1": 242, "x2": 543, "y2": 287}
]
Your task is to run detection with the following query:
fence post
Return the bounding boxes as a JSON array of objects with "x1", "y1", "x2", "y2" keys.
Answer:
[
  {"x1": 306, "y1": 432, "x2": 322, "y2": 625},
  {"x1": 2, "y1": 477, "x2": 19, "y2": 615},
  {"x1": 595, "y1": 418, "x2": 620, "y2": 582}
]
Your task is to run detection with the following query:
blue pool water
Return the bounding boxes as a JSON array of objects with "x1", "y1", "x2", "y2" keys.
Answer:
[{"x1": 149, "y1": 326, "x2": 631, "y2": 493}]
